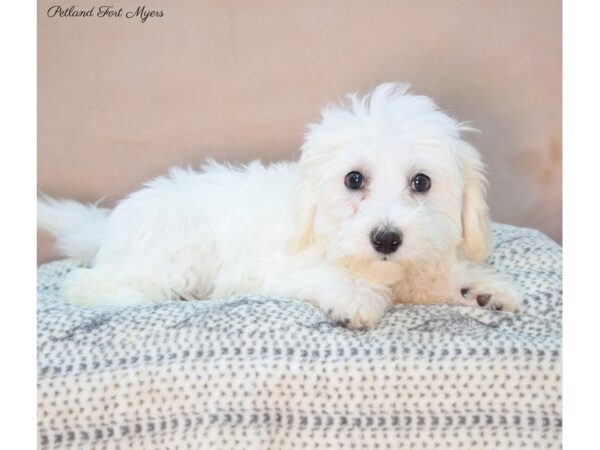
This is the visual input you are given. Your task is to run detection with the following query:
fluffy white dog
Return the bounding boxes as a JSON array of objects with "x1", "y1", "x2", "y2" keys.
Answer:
[{"x1": 38, "y1": 83, "x2": 521, "y2": 329}]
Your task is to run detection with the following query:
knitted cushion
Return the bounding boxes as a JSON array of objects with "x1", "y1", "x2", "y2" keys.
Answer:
[{"x1": 37, "y1": 223, "x2": 562, "y2": 449}]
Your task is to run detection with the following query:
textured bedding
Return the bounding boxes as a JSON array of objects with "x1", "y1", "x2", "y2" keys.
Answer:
[{"x1": 37, "y1": 223, "x2": 562, "y2": 449}]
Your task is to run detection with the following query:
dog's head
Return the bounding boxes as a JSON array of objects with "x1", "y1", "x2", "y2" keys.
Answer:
[{"x1": 292, "y1": 83, "x2": 490, "y2": 284}]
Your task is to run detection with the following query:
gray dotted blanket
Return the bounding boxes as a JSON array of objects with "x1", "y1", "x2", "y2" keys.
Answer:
[{"x1": 37, "y1": 224, "x2": 562, "y2": 449}]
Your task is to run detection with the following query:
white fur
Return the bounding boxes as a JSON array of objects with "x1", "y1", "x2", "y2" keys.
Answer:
[{"x1": 38, "y1": 83, "x2": 522, "y2": 328}]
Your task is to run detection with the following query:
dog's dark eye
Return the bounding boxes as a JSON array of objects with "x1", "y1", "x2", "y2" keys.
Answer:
[
  {"x1": 345, "y1": 171, "x2": 365, "y2": 190},
  {"x1": 411, "y1": 173, "x2": 431, "y2": 193}
]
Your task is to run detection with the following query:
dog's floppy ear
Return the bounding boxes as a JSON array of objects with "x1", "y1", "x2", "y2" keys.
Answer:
[
  {"x1": 290, "y1": 102, "x2": 352, "y2": 252},
  {"x1": 289, "y1": 125, "x2": 322, "y2": 253},
  {"x1": 289, "y1": 180, "x2": 317, "y2": 253},
  {"x1": 289, "y1": 116, "x2": 338, "y2": 253},
  {"x1": 455, "y1": 139, "x2": 492, "y2": 262}
]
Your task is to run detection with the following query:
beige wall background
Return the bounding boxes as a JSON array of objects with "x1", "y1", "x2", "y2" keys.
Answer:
[{"x1": 38, "y1": 0, "x2": 562, "y2": 263}]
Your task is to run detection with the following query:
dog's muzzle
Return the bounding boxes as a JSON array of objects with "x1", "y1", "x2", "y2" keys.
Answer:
[{"x1": 370, "y1": 227, "x2": 402, "y2": 254}]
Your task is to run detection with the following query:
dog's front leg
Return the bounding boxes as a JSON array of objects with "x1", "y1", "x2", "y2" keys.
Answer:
[
  {"x1": 448, "y1": 259, "x2": 523, "y2": 311},
  {"x1": 267, "y1": 265, "x2": 392, "y2": 329}
]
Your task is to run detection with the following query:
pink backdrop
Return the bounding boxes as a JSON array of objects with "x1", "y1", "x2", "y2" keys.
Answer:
[{"x1": 38, "y1": 0, "x2": 562, "y2": 263}]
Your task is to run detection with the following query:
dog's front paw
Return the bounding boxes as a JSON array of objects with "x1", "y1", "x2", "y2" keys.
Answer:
[
  {"x1": 327, "y1": 283, "x2": 391, "y2": 330},
  {"x1": 460, "y1": 276, "x2": 522, "y2": 312}
]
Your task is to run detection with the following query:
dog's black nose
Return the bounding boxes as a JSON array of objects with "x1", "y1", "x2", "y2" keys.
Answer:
[{"x1": 370, "y1": 227, "x2": 402, "y2": 254}]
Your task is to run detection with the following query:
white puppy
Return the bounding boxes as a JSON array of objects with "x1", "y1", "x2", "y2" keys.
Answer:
[{"x1": 38, "y1": 83, "x2": 521, "y2": 329}]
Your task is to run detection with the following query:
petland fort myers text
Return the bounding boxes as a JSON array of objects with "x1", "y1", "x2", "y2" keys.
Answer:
[{"x1": 47, "y1": 5, "x2": 164, "y2": 23}]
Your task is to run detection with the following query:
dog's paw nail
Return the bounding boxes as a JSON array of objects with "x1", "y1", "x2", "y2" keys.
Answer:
[
  {"x1": 460, "y1": 287, "x2": 470, "y2": 298},
  {"x1": 476, "y1": 294, "x2": 491, "y2": 306},
  {"x1": 335, "y1": 318, "x2": 351, "y2": 327}
]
